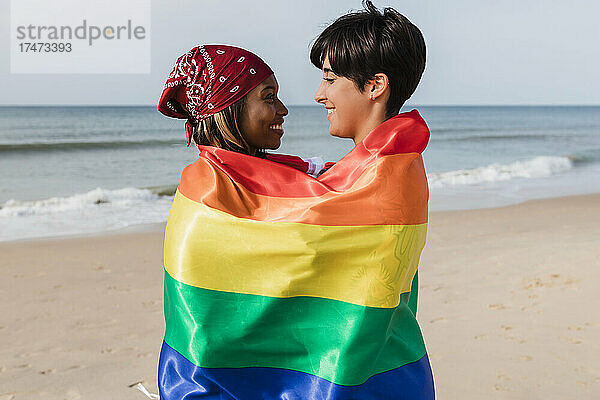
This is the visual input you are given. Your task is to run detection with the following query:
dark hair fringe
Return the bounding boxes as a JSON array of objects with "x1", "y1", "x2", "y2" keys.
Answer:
[{"x1": 310, "y1": 0, "x2": 426, "y2": 117}]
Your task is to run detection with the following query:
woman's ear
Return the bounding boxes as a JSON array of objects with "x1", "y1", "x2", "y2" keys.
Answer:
[{"x1": 368, "y1": 73, "x2": 390, "y2": 101}]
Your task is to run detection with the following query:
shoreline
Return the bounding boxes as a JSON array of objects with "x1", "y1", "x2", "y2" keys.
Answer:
[{"x1": 0, "y1": 192, "x2": 598, "y2": 399}]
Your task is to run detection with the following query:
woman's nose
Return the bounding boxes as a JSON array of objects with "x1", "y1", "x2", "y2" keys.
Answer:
[
  {"x1": 277, "y1": 99, "x2": 288, "y2": 116},
  {"x1": 314, "y1": 81, "x2": 326, "y2": 104}
]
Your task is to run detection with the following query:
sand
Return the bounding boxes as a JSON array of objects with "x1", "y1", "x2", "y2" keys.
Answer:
[{"x1": 0, "y1": 194, "x2": 598, "y2": 399}]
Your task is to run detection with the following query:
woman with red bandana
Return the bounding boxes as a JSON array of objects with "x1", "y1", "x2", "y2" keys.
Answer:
[{"x1": 158, "y1": 45, "x2": 288, "y2": 157}]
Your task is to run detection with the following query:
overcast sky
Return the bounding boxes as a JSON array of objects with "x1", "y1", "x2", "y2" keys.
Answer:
[{"x1": 1, "y1": 0, "x2": 599, "y2": 106}]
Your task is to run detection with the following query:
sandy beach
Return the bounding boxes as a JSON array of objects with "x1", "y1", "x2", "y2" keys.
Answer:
[{"x1": 0, "y1": 193, "x2": 598, "y2": 400}]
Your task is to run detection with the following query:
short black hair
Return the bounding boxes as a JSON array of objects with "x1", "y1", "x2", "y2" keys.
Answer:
[{"x1": 310, "y1": 1, "x2": 426, "y2": 117}]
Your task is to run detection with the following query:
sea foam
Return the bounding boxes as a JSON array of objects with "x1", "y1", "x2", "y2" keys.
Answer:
[
  {"x1": 0, "y1": 187, "x2": 161, "y2": 217},
  {"x1": 428, "y1": 156, "x2": 573, "y2": 188},
  {"x1": 0, "y1": 187, "x2": 174, "y2": 241}
]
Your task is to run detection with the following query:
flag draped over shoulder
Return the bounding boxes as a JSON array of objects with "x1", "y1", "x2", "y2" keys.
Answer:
[{"x1": 159, "y1": 110, "x2": 435, "y2": 399}]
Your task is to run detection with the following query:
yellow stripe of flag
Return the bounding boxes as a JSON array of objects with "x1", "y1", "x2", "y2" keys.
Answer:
[{"x1": 165, "y1": 191, "x2": 427, "y2": 308}]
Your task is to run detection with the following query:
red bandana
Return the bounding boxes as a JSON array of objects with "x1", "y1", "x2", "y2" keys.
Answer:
[{"x1": 158, "y1": 45, "x2": 273, "y2": 145}]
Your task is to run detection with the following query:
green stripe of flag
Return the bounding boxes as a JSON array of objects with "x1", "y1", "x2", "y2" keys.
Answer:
[{"x1": 164, "y1": 270, "x2": 426, "y2": 386}]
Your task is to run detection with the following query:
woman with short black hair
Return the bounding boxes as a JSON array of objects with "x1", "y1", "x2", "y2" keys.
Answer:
[
  {"x1": 312, "y1": 0, "x2": 426, "y2": 143},
  {"x1": 311, "y1": 1, "x2": 435, "y2": 398}
]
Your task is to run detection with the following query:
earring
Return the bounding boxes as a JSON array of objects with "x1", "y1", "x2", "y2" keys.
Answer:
[{"x1": 370, "y1": 94, "x2": 375, "y2": 100}]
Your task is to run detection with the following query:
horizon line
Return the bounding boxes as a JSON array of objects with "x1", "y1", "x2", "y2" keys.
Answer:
[{"x1": 1, "y1": 103, "x2": 599, "y2": 108}]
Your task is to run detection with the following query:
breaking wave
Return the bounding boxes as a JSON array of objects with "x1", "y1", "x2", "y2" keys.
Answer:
[
  {"x1": 0, "y1": 187, "x2": 175, "y2": 241},
  {"x1": 0, "y1": 187, "x2": 168, "y2": 217},
  {"x1": 428, "y1": 156, "x2": 573, "y2": 188}
]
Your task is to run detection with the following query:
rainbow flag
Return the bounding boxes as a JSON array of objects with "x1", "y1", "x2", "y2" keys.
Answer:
[{"x1": 159, "y1": 110, "x2": 435, "y2": 399}]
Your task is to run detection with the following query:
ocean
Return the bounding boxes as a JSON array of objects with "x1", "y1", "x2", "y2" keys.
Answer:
[{"x1": 1, "y1": 105, "x2": 599, "y2": 241}]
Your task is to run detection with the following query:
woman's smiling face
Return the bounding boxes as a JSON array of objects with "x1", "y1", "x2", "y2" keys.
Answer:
[
  {"x1": 314, "y1": 56, "x2": 373, "y2": 142},
  {"x1": 240, "y1": 74, "x2": 288, "y2": 154}
]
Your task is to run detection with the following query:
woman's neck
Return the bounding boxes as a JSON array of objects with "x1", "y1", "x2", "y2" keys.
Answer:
[{"x1": 352, "y1": 109, "x2": 388, "y2": 145}]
